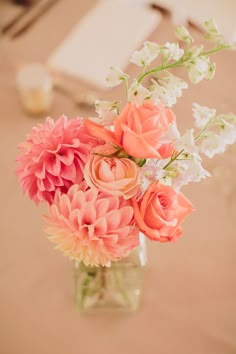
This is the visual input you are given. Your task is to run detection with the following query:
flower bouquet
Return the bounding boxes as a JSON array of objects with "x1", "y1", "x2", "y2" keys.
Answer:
[{"x1": 16, "y1": 20, "x2": 236, "y2": 312}]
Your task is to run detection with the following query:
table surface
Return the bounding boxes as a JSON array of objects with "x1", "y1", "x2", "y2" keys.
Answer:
[{"x1": 1, "y1": 1, "x2": 236, "y2": 354}]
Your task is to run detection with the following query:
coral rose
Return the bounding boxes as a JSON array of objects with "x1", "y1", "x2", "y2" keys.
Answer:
[
  {"x1": 85, "y1": 100, "x2": 175, "y2": 159},
  {"x1": 44, "y1": 184, "x2": 139, "y2": 266},
  {"x1": 132, "y1": 181, "x2": 193, "y2": 242},
  {"x1": 84, "y1": 144, "x2": 140, "y2": 199},
  {"x1": 16, "y1": 116, "x2": 98, "y2": 204}
]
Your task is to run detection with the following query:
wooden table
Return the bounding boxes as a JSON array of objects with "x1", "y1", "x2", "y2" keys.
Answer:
[{"x1": 1, "y1": 1, "x2": 236, "y2": 354}]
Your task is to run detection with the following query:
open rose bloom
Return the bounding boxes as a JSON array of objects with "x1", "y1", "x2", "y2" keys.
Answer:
[{"x1": 16, "y1": 21, "x2": 236, "y2": 267}]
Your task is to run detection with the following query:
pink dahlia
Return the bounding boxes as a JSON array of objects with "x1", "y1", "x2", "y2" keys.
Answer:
[
  {"x1": 44, "y1": 184, "x2": 139, "y2": 266},
  {"x1": 16, "y1": 116, "x2": 98, "y2": 204}
]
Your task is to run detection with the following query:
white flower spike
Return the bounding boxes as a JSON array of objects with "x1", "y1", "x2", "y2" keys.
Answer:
[
  {"x1": 198, "y1": 132, "x2": 226, "y2": 158},
  {"x1": 94, "y1": 100, "x2": 120, "y2": 126},
  {"x1": 128, "y1": 80, "x2": 149, "y2": 105},
  {"x1": 131, "y1": 42, "x2": 160, "y2": 67},
  {"x1": 163, "y1": 42, "x2": 184, "y2": 61},
  {"x1": 219, "y1": 119, "x2": 236, "y2": 145},
  {"x1": 150, "y1": 74, "x2": 188, "y2": 107},
  {"x1": 187, "y1": 56, "x2": 212, "y2": 84},
  {"x1": 175, "y1": 129, "x2": 199, "y2": 157},
  {"x1": 175, "y1": 26, "x2": 194, "y2": 43},
  {"x1": 192, "y1": 103, "x2": 216, "y2": 129},
  {"x1": 204, "y1": 18, "x2": 225, "y2": 44},
  {"x1": 106, "y1": 67, "x2": 129, "y2": 88}
]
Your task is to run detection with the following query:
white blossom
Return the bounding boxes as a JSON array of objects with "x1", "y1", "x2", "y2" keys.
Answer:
[
  {"x1": 167, "y1": 77, "x2": 188, "y2": 103},
  {"x1": 187, "y1": 45, "x2": 204, "y2": 59},
  {"x1": 192, "y1": 103, "x2": 216, "y2": 129},
  {"x1": 164, "y1": 157, "x2": 210, "y2": 190},
  {"x1": 174, "y1": 129, "x2": 199, "y2": 157},
  {"x1": 198, "y1": 132, "x2": 226, "y2": 158},
  {"x1": 142, "y1": 159, "x2": 166, "y2": 180},
  {"x1": 163, "y1": 42, "x2": 184, "y2": 61},
  {"x1": 131, "y1": 42, "x2": 160, "y2": 67},
  {"x1": 204, "y1": 18, "x2": 220, "y2": 34},
  {"x1": 128, "y1": 80, "x2": 149, "y2": 105},
  {"x1": 163, "y1": 73, "x2": 188, "y2": 98},
  {"x1": 175, "y1": 26, "x2": 194, "y2": 43},
  {"x1": 105, "y1": 67, "x2": 128, "y2": 87},
  {"x1": 144, "y1": 41, "x2": 161, "y2": 59},
  {"x1": 139, "y1": 159, "x2": 166, "y2": 194},
  {"x1": 150, "y1": 74, "x2": 188, "y2": 107},
  {"x1": 204, "y1": 18, "x2": 225, "y2": 44},
  {"x1": 174, "y1": 77, "x2": 188, "y2": 96},
  {"x1": 158, "y1": 123, "x2": 180, "y2": 145},
  {"x1": 94, "y1": 100, "x2": 120, "y2": 126},
  {"x1": 205, "y1": 62, "x2": 216, "y2": 80},
  {"x1": 150, "y1": 81, "x2": 169, "y2": 106},
  {"x1": 131, "y1": 48, "x2": 152, "y2": 67},
  {"x1": 219, "y1": 119, "x2": 236, "y2": 145},
  {"x1": 187, "y1": 56, "x2": 213, "y2": 84}
]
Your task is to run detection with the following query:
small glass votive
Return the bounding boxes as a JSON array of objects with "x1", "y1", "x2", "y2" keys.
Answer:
[{"x1": 16, "y1": 63, "x2": 53, "y2": 116}]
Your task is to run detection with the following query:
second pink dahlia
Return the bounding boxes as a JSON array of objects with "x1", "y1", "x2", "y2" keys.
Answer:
[{"x1": 44, "y1": 184, "x2": 140, "y2": 266}]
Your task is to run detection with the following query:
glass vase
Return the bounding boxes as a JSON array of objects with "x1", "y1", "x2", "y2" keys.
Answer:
[{"x1": 73, "y1": 234, "x2": 147, "y2": 313}]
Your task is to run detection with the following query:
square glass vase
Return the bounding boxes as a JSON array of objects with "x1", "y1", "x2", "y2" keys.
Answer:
[{"x1": 73, "y1": 234, "x2": 147, "y2": 313}]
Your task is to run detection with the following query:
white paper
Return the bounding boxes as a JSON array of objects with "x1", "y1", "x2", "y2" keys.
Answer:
[
  {"x1": 152, "y1": 0, "x2": 236, "y2": 40},
  {"x1": 48, "y1": 0, "x2": 162, "y2": 89}
]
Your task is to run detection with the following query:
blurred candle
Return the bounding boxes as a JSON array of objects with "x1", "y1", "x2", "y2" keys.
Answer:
[{"x1": 16, "y1": 63, "x2": 53, "y2": 116}]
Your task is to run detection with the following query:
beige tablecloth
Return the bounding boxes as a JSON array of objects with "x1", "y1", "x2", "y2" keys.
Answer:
[{"x1": 1, "y1": 1, "x2": 236, "y2": 354}]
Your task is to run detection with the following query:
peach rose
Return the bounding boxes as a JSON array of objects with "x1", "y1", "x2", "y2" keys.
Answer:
[
  {"x1": 84, "y1": 100, "x2": 175, "y2": 159},
  {"x1": 84, "y1": 144, "x2": 140, "y2": 200},
  {"x1": 132, "y1": 181, "x2": 193, "y2": 242}
]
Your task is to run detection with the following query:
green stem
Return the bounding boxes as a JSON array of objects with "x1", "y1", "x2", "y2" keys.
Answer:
[
  {"x1": 162, "y1": 116, "x2": 222, "y2": 169},
  {"x1": 122, "y1": 76, "x2": 129, "y2": 98},
  {"x1": 74, "y1": 262, "x2": 99, "y2": 310},
  {"x1": 99, "y1": 266, "x2": 107, "y2": 301},
  {"x1": 74, "y1": 262, "x2": 92, "y2": 310},
  {"x1": 80, "y1": 276, "x2": 92, "y2": 309},
  {"x1": 112, "y1": 265, "x2": 131, "y2": 307},
  {"x1": 137, "y1": 60, "x2": 185, "y2": 83},
  {"x1": 163, "y1": 149, "x2": 184, "y2": 169},
  {"x1": 200, "y1": 44, "x2": 231, "y2": 56},
  {"x1": 194, "y1": 118, "x2": 219, "y2": 141},
  {"x1": 140, "y1": 64, "x2": 147, "y2": 77},
  {"x1": 137, "y1": 44, "x2": 231, "y2": 83}
]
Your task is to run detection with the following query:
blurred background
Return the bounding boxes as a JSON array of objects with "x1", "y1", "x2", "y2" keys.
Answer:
[{"x1": 1, "y1": 1, "x2": 236, "y2": 354}]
